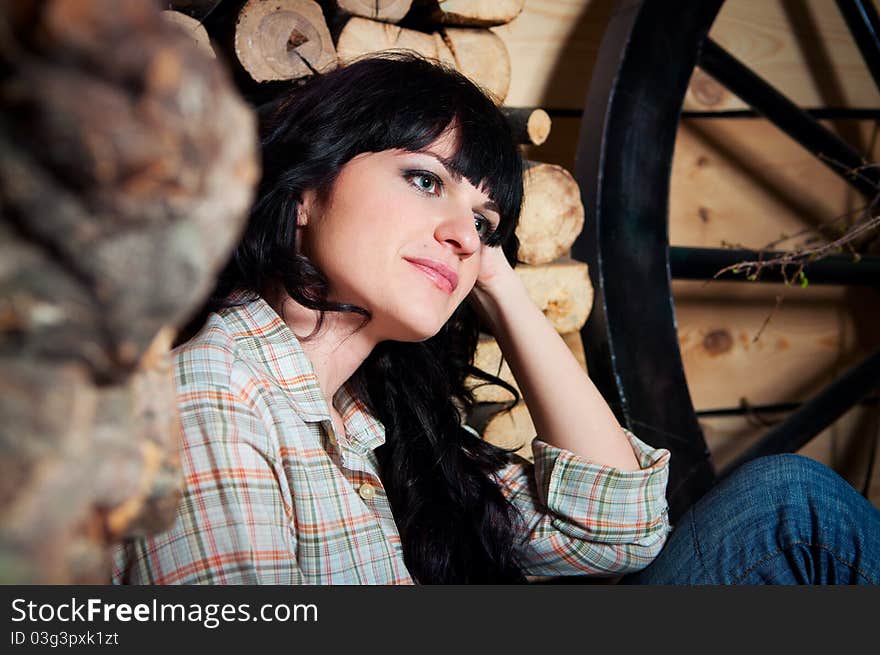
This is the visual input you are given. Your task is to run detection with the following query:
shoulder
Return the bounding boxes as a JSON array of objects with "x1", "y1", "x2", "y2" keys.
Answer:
[{"x1": 172, "y1": 310, "x2": 242, "y2": 393}]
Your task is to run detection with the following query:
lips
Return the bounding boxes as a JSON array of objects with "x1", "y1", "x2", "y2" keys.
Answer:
[{"x1": 404, "y1": 257, "x2": 459, "y2": 294}]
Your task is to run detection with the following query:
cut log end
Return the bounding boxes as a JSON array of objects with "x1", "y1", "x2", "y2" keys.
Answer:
[
  {"x1": 337, "y1": 0, "x2": 414, "y2": 23},
  {"x1": 518, "y1": 161, "x2": 586, "y2": 265},
  {"x1": 234, "y1": 0, "x2": 337, "y2": 82},
  {"x1": 527, "y1": 108, "x2": 551, "y2": 145},
  {"x1": 160, "y1": 10, "x2": 216, "y2": 57},
  {"x1": 501, "y1": 107, "x2": 551, "y2": 145}
]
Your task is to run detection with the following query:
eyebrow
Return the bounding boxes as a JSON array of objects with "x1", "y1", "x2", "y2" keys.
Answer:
[{"x1": 415, "y1": 150, "x2": 501, "y2": 216}]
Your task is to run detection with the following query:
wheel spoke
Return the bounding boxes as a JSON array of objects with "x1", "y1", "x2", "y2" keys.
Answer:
[
  {"x1": 719, "y1": 347, "x2": 880, "y2": 478},
  {"x1": 836, "y1": 0, "x2": 880, "y2": 94},
  {"x1": 670, "y1": 246, "x2": 880, "y2": 286},
  {"x1": 698, "y1": 38, "x2": 879, "y2": 199}
]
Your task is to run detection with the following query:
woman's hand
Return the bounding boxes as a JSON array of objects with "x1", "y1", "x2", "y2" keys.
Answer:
[{"x1": 469, "y1": 244, "x2": 519, "y2": 333}]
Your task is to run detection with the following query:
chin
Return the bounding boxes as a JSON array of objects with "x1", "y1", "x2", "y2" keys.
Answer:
[{"x1": 382, "y1": 305, "x2": 452, "y2": 343}]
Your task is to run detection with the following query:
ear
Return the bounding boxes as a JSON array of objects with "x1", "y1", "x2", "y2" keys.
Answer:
[{"x1": 297, "y1": 188, "x2": 318, "y2": 227}]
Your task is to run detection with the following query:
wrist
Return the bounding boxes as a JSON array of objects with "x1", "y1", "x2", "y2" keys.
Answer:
[{"x1": 472, "y1": 267, "x2": 529, "y2": 336}]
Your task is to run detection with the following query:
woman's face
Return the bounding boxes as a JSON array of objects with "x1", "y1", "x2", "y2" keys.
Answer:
[{"x1": 298, "y1": 130, "x2": 501, "y2": 342}]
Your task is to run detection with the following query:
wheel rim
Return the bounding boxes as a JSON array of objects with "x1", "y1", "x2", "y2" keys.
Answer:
[{"x1": 574, "y1": 0, "x2": 880, "y2": 522}]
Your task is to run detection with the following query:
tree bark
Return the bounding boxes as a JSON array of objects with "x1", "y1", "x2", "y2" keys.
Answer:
[
  {"x1": 0, "y1": 0, "x2": 258, "y2": 583},
  {"x1": 0, "y1": 0, "x2": 259, "y2": 380}
]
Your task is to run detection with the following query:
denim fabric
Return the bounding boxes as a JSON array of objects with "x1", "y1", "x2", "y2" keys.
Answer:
[{"x1": 619, "y1": 454, "x2": 880, "y2": 584}]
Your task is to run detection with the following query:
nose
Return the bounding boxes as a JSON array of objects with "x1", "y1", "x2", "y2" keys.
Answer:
[{"x1": 434, "y1": 209, "x2": 479, "y2": 257}]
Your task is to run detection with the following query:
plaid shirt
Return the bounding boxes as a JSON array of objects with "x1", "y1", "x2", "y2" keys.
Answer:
[{"x1": 112, "y1": 295, "x2": 671, "y2": 584}]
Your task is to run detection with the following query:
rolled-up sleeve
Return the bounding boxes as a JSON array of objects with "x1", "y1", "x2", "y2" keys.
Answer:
[{"x1": 496, "y1": 429, "x2": 672, "y2": 578}]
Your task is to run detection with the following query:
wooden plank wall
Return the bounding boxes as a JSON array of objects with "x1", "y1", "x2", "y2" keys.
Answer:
[{"x1": 494, "y1": 0, "x2": 880, "y2": 506}]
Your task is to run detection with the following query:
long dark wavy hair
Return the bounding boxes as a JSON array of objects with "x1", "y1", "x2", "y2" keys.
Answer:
[{"x1": 203, "y1": 52, "x2": 527, "y2": 583}]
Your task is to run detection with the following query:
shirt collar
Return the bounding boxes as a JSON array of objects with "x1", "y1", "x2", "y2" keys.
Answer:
[{"x1": 219, "y1": 292, "x2": 386, "y2": 452}]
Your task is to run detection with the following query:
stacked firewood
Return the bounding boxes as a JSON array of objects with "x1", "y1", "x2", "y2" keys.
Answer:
[
  {"x1": 163, "y1": 1, "x2": 525, "y2": 103},
  {"x1": 162, "y1": 0, "x2": 592, "y2": 463},
  {"x1": 466, "y1": 160, "x2": 590, "y2": 462},
  {"x1": 0, "y1": 0, "x2": 259, "y2": 583}
]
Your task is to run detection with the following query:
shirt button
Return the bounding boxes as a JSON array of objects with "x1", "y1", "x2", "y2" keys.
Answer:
[{"x1": 358, "y1": 483, "x2": 376, "y2": 501}]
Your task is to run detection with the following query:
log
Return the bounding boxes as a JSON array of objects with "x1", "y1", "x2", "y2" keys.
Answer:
[
  {"x1": 336, "y1": 15, "x2": 436, "y2": 61},
  {"x1": 469, "y1": 331, "x2": 587, "y2": 403},
  {"x1": 165, "y1": 1, "x2": 224, "y2": 20},
  {"x1": 409, "y1": 0, "x2": 526, "y2": 27},
  {"x1": 234, "y1": 0, "x2": 337, "y2": 82},
  {"x1": 441, "y1": 27, "x2": 509, "y2": 102},
  {"x1": 0, "y1": 328, "x2": 182, "y2": 583},
  {"x1": 336, "y1": 17, "x2": 510, "y2": 102},
  {"x1": 94, "y1": 326, "x2": 183, "y2": 540},
  {"x1": 501, "y1": 106, "x2": 551, "y2": 146},
  {"x1": 0, "y1": 359, "x2": 100, "y2": 583},
  {"x1": 0, "y1": 223, "x2": 113, "y2": 375},
  {"x1": 468, "y1": 402, "x2": 536, "y2": 462},
  {"x1": 0, "y1": 0, "x2": 258, "y2": 583},
  {"x1": 330, "y1": 0, "x2": 414, "y2": 23},
  {"x1": 515, "y1": 258, "x2": 593, "y2": 334},
  {"x1": 518, "y1": 160, "x2": 585, "y2": 265},
  {"x1": 161, "y1": 9, "x2": 216, "y2": 57},
  {"x1": 0, "y1": 0, "x2": 259, "y2": 379}
]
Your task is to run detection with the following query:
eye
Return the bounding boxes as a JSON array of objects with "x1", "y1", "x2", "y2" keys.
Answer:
[
  {"x1": 474, "y1": 214, "x2": 496, "y2": 242},
  {"x1": 406, "y1": 170, "x2": 442, "y2": 196}
]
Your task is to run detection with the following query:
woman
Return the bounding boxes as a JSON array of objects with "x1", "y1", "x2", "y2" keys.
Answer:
[{"x1": 113, "y1": 52, "x2": 880, "y2": 585}]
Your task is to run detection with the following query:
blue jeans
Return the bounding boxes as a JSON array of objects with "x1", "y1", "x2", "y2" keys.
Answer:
[{"x1": 619, "y1": 454, "x2": 880, "y2": 584}]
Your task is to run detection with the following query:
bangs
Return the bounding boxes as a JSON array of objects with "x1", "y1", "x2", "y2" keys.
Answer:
[
  {"x1": 259, "y1": 52, "x2": 523, "y2": 248},
  {"x1": 338, "y1": 54, "x2": 524, "y2": 247}
]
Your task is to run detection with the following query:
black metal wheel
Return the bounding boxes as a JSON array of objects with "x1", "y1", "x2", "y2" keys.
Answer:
[{"x1": 574, "y1": 0, "x2": 880, "y2": 522}]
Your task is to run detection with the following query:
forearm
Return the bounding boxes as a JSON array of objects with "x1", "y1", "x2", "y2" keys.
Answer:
[{"x1": 477, "y1": 271, "x2": 640, "y2": 471}]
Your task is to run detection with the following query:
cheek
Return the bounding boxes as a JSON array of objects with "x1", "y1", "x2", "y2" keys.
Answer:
[{"x1": 453, "y1": 257, "x2": 481, "y2": 302}]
